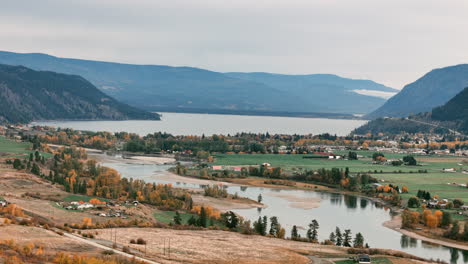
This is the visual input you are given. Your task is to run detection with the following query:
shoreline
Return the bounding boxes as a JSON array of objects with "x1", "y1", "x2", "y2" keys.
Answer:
[
  {"x1": 92, "y1": 152, "x2": 468, "y2": 252},
  {"x1": 383, "y1": 214, "x2": 468, "y2": 251}
]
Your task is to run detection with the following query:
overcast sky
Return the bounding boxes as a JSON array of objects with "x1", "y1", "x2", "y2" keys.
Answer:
[{"x1": 1, "y1": 0, "x2": 468, "y2": 88}]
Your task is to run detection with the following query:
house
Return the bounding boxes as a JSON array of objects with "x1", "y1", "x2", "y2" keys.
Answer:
[
  {"x1": 461, "y1": 205, "x2": 468, "y2": 211},
  {"x1": 212, "y1": 165, "x2": 223, "y2": 170},
  {"x1": 358, "y1": 254, "x2": 371, "y2": 264},
  {"x1": 77, "y1": 203, "x2": 94, "y2": 210},
  {"x1": 233, "y1": 167, "x2": 242, "y2": 172},
  {"x1": 0, "y1": 200, "x2": 7, "y2": 207}
]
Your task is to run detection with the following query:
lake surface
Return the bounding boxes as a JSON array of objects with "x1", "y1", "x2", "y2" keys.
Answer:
[
  {"x1": 101, "y1": 158, "x2": 467, "y2": 264},
  {"x1": 33, "y1": 112, "x2": 367, "y2": 136}
]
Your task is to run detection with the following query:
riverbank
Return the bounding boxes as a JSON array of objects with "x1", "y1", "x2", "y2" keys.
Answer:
[{"x1": 384, "y1": 214, "x2": 468, "y2": 251}]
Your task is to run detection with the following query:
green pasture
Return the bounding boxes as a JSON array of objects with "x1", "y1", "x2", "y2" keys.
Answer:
[
  {"x1": 213, "y1": 153, "x2": 468, "y2": 202},
  {"x1": 0, "y1": 136, "x2": 52, "y2": 158}
]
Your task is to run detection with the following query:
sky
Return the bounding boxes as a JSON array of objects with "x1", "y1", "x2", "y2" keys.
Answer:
[{"x1": 1, "y1": 0, "x2": 468, "y2": 89}]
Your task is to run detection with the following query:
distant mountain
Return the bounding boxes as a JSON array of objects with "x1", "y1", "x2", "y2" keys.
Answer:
[
  {"x1": 225, "y1": 72, "x2": 397, "y2": 114},
  {"x1": 367, "y1": 64, "x2": 468, "y2": 119},
  {"x1": 0, "y1": 64, "x2": 159, "y2": 123},
  {"x1": 354, "y1": 87, "x2": 468, "y2": 135},
  {"x1": 0, "y1": 51, "x2": 396, "y2": 115}
]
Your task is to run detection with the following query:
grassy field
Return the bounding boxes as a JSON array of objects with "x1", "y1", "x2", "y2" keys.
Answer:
[
  {"x1": 153, "y1": 210, "x2": 195, "y2": 224},
  {"x1": 213, "y1": 152, "x2": 468, "y2": 202},
  {"x1": 0, "y1": 136, "x2": 52, "y2": 158}
]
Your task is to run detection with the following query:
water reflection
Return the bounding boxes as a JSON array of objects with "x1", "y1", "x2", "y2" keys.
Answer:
[
  {"x1": 451, "y1": 248, "x2": 460, "y2": 264},
  {"x1": 360, "y1": 198, "x2": 368, "y2": 209},
  {"x1": 240, "y1": 186, "x2": 248, "y2": 192},
  {"x1": 344, "y1": 195, "x2": 357, "y2": 209},
  {"x1": 401, "y1": 235, "x2": 409, "y2": 248},
  {"x1": 329, "y1": 193, "x2": 342, "y2": 205}
]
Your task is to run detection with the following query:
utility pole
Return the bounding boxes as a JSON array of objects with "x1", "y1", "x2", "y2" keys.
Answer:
[
  {"x1": 168, "y1": 238, "x2": 171, "y2": 259},
  {"x1": 163, "y1": 238, "x2": 165, "y2": 256}
]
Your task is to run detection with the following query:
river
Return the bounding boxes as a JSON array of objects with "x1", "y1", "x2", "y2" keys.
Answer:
[
  {"x1": 100, "y1": 157, "x2": 468, "y2": 264},
  {"x1": 32, "y1": 112, "x2": 367, "y2": 136}
]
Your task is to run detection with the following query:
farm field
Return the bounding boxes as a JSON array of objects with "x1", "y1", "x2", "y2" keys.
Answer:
[
  {"x1": 0, "y1": 136, "x2": 52, "y2": 158},
  {"x1": 213, "y1": 152, "x2": 468, "y2": 203}
]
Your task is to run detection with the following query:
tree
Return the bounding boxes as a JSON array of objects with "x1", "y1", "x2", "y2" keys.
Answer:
[
  {"x1": 188, "y1": 215, "x2": 197, "y2": 226},
  {"x1": 253, "y1": 216, "x2": 266, "y2": 236},
  {"x1": 329, "y1": 232, "x2": 336, "y2": 243},
  {"x1": 453, "y1": 199, "x2": 464, "y2": 208},
  {"x1": 447, "y1": 221, "x2": 460, "y2": 240},
  {"x1": 335, "y1": 227, "x2": 343, "y2": 246},
  {"x1": 257, "y1": 194, "x2": 263, "y2": 203},
  {"x1": 407, "y1": 197, "x2": 420, "y2": 208},
  {"x1": 222, "y1": 211, "x2": 239, "y2": 229},
  {"x1": 353, "y1": 233, "x2": 365, "y2": 248},
  {"x1": 31, "y1": 163, "x2": 41, "y2": 175},
  {"x1": 173, "y1": 211, "x2": 182, "y2": 225},
  {"x1": 291, "y1": 225, "x2": 299, "y2": 240},
  {"x1": 441, "y1": 212, "x2": 452, "y2": 228},
  {"x1": 348, "y1": 151, "x2": 358, "y2": 160},
  {"x1": 269, "y1": 216, "x2": 280, "y2": 237},
  {"x1": 13, "y1": 159, "x2": 22, "y2": 169},
  {"x1": 403, "y1": 156, "x2": 417, "y2": 166},
  {"x1": 343, "y1": 229, "x2": 352, "y2": 247},
  {"x1": 197, "y1": 207, "x2": 207, "y2": 227},
  {"x1": 307, "y1": 219, "x2": 319, "y2": 242},
  {"x1": 372, "y1": 152, "x2": 385, "y2": 161}
]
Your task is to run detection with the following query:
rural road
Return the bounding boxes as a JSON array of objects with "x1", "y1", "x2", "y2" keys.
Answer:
[{"x1": 63, "y1": 232, "x2": 162, "y2": 264}]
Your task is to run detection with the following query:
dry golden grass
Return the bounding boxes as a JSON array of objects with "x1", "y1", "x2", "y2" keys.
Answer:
[{"x1": 94, "y1": 227, "x2": 346, "y2": 264}]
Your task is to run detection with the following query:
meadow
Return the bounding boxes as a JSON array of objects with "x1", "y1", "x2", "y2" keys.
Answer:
[
  {"x1": 0, "y1": 136, "x2": 52, "y2": 158},
  {"x1": 213, "y1": 152, "x2": 468, "y2": 202}
]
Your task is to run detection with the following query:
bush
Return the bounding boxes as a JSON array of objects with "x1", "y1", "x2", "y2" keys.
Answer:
[
  {"x1": 129, "y1": 239, "x2": 136, "y2": 244},
  {"x1": 122, "y1": 246, "x2": 131, "y2": 253},
  {"x1": 136, "y1": 238, "x2": 146, "y2": 245}
]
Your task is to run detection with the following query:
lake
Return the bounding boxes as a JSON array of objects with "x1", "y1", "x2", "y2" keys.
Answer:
[
  {"x1": 100, "y1": 157, "x2": 467, "y2": 264},
  {"x1": 32, "y1": 112, "x2": 367, "y2": 136}
]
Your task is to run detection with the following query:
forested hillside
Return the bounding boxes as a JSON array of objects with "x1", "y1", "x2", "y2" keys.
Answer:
[
  {"x1": 355, "y1": 87, "x2": 468, "y2": 135},
  {"x1": 367, "y1": 64, "x2": 468, "y2": 119},
  {"x1": 0, "y1": 64, "x2": 159, "y2": 123}
]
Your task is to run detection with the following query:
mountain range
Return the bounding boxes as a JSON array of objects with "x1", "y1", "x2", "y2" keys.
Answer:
[
  {"x1": 0, "y1": 64, "x2": 159, "y2": 123},
  {"x1": 0, "y1": 51, "x2": 397, "y2": 115},
  {"x1": 354, "y1": 86, "x2": 468, "y2": 135},
  {"x1": 367, "y1": 64, "x2": 468, "y2": 119}
]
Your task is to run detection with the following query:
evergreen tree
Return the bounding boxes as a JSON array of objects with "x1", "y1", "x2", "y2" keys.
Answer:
[
  {"x1": 31, "y1": 163, "x2": 40, "y2": 175},
  {"x1": 441, "y1": 212, "x2": 452, "y2": 228},
  {"x1": 173, "y1": 211, "x2": 182, "y2": 225},
  {"x1": 329, "y1": 232, "x2": 336, "y2": 243},
  {"x1": 291, "y1": 225, "x2": 299, "y2": 240},
  {"x1": 335, "y1": 227, "x2": 343, "y2": 246},
  {"x1": 353, "y1": 233, "x2": 364, "y2": 248},
  {"x1": 197, "y1": 207, "x2": 207, "y2": 227},
  {"x1": 13, "y1": 159, "x2": 21, "y2": 169},
  {"x1": 262, "y1": 216, "x2": 268, "y2": 236},
  {"x1": 307, "y1": 219, "x2": 319, "y2": 242},
  {"x1": 269, "y1": 216, "x2": 280, "y2": 237},
  {"x1": 343, "y1": 229, "x2": 352, "y2": 247},
  {"x1": 254, "y1": 216, "x2": 264, "y2": 235},
  {"x1": 188, "y1": 215, "x2": 197, "y2": 226},
  {"x1": 258, "y1": 194, "x2": 263, "y2": 203}
]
